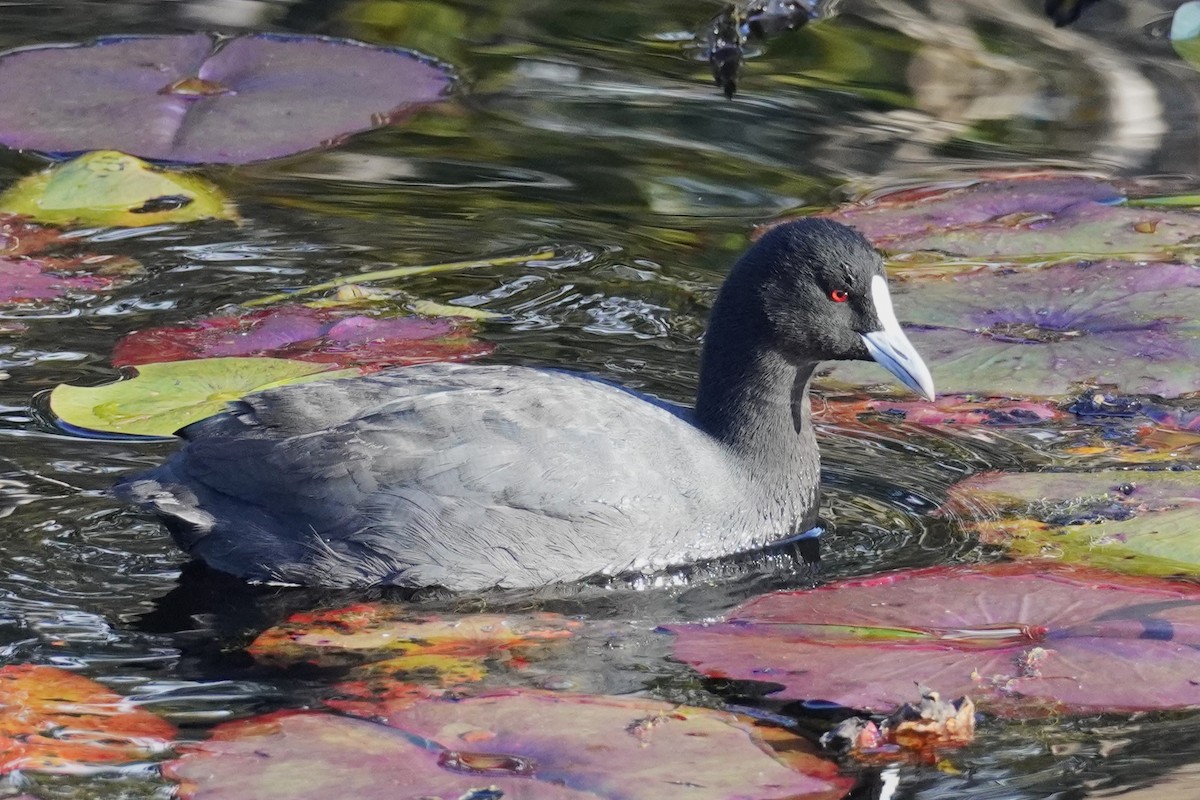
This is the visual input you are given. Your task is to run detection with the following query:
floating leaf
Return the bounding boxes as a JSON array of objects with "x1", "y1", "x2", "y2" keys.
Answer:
[
  {"x1": 0, "y1": 151, "x2": 236, "y2": 227},
  {"x1": 0, "y1": 664, "x2": 175, "y2": 775},
  {"x1": 821, "y1": 260, "x2": 1200, "y2": 398},
  {"x1": 0, "y1": 256, "x2": 116, "y2": 304},
  {"x1": 0, "y1": 33, "x2": 452, "y2": 164},
  {"x1": 942, "y1": 470, "x2": 1200, "y2": 576},
  {"x1": 823, "y1": 175, "x2": 1200, "y2": 258},
  {"x1": 165, "y1": 695, "x2": 852, "y2": 800},
  {"x1": 248, "y1": 605, "x2": 578, "y2": 670},
  {"x1": 667, "y1": 563, "x2": 1200, "y2": 714},
  {"x1": 111, "y1": 306, "x2": 494, "y2": 369},
  {"x1": 50, "y1": 357, "x2": 357, "y2": 437}
]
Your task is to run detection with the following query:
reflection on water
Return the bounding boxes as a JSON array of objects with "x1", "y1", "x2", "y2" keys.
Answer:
[{"x1": 0, "y1": 0, "x2": 1199, "y2": 797}]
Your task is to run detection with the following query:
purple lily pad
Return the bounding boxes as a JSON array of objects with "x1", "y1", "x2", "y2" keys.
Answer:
[
  {"x1": 821, "y1": 259, "x2": 1200, "y2": 398},
  {"x1": 942, "y1": 470, "x2": 1200, "y2": 577},
  {"x1": 0, "y1": 34, "x2": 452, "y2": 164},
  {"x1": 164, "y1": 695, "x2": 852, "y2": 800},
  {"x1": 822, "y1": 175, "x2": 1200, "y2": 258},
  {"x1": 110, "y1": 305, "x2": 493, "y2": 369},
  {"x1": 667, "y1": 563, "x2": 1200, "y2": 715}
]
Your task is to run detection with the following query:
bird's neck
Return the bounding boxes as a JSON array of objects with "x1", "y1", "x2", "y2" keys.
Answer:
[{"x1": 694, "y1": 317, "x2": 821, "y2": 524}]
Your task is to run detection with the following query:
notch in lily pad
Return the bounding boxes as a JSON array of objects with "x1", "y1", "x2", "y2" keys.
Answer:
[{"x1": 0, "y1": 33, "x2": 454, "y2": 164}]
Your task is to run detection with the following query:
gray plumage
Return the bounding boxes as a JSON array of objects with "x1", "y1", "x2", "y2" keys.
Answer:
[{"x1": 117, "y1": 219, "x2": 932, "y2": 591}]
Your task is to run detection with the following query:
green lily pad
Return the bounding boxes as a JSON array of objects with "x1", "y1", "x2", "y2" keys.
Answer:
[
  {"x1": 0, "y1": 151, "x2": 236, "y2": 228},
  {"x1": 943, "y1": 470, "x2": 1200, "y2": 576},
  {"x1": 50, "y1": 357, "x2": 357, "y2": 437}
]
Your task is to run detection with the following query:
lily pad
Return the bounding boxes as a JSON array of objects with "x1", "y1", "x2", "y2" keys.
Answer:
[
  {"x1": 111, "y1": 305, "x2": 494, "y2": 369},
  {"x1": 0, "y1": 151, "x2": 236, "y2": 227},
  {"x1": 0, "y1": 33, "x2": 452, "y2": 164},
  {"x1": 248, "y1": 605, "x2": 578, "y2": 669},
  {"x1": 0, "y1": 256, "x2": 116, "y2": 304},
  {"x1": 164, "y1": 694, "x2": 852, "y2": 800},
  {"x1": 942, "y1": 470, "x2": 1200, "y2": 576},
  {"x1": 50, "y1": 357, "x2": 358, "y2": 437},
  {"x1": 823, "y1": 175, "x2": 1200, "y2": 258},
  {"x1": 821, "y1": 260, "x2": 1200, "y2": 398},
  {"x1": 667, "y1": 563, "x2": 1200, "y2": 714},
  {"x1": 0, "y1": 664, "x2": 175, "y2": 775}
]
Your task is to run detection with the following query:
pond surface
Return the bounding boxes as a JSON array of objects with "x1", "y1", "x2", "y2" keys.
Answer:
[{"x1": 2, "y1": 0, "x2": 1200, "y2": 797}]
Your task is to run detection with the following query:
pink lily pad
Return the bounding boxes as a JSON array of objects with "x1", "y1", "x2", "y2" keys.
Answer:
[
  {"x1": 821, "y1": 260, "x2": 1200, "y2": 398},
  {"x1": 111, "y1": 305, "x2": 493, "y2": 369},
  {"x1": 822, "y1": 175, "x2": 1200, "y2": 258},
  {"x1": 0, "y1": 256, "x2": 116, "y2": 304},
  {"x1": 0, "y1": 33, "x2": 452, "y2": 164},
  {"x1": 165, "y1": 694, "x2": 852, "y2": 800},
  {"x1": 667, "y1": 563, "x2": 1200, "y2": 714}
]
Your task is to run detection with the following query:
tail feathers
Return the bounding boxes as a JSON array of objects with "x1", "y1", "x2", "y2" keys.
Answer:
[{"x1": 114, "y1": 476, "x2": 216, "y2": 552}]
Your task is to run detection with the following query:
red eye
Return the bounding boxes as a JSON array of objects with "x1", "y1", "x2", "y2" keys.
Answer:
[{"x1": 829, "y1": 289, "x2": 849, "y2": 303}]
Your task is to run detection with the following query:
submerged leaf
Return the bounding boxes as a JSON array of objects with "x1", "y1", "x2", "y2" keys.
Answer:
[
  {"x1": 667, "y1": 563, "x2": 1200, "y2": 714},
  {"x1": 943, "y1": 470, "x2": 1200, "y2": 576},
  {"x1": 0, "y1": 664, "x2": 175, "y2": 775},
  {"x1": 821, "y1": 260, "x2": 1200, "y2": 398},
  {"x1": 0, "y1": 151, "x2": 236, "y2": 227},
  {"x1": 50, "y1": 357, "x2": 357, "y2": 437},
  {"x1": 248, "y1": 606, "x2": 578, "y2": 669},
  {"x1": 111, "y1": 305, "x2": 493, "y2": 369},
  {"x1": 165, "y1": 695, "x2": 851, "y2": 800},
  {"x1": 0, "y1": 33, "x2": 452, "y2": 164}
]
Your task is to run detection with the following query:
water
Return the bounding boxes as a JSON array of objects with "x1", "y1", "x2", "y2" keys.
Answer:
[{"x1": 1, "y1": 0, "x2": 1199, "y2": 797}]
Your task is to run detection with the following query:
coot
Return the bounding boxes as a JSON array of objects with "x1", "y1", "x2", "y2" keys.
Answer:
[{"x1": 119, "y1": 219, "x2": 934, "y2": 590}]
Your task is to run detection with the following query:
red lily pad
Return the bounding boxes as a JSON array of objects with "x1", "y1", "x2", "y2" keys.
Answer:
[
  {"x1": 0, "y1": 33, "x2": 452, "y2": 164},
  {"x1": 111, "y1": 305, "x2": 493, "y2": 369},
  {"x1": 165, "y1": 694, "x2": 852, "y2": 800},
  {"x1": 942, "y1": 470, "x2": 1200, "y2": 576},
  {"x1": 667, "y1": 563, "x2": 1200, "y2": 714},
  {"x1": 823, "y1": 175, "x2": 1200, "y2": 258},
  {"x1": 248, "y1": 605, "x2": 578, "y2": 669},
  {"x1": 0, "y1": 664, "x2": 175, "y2": 775},
  {"x1": 821, "y1": 260, "x2": 1200, "y2": 398}
]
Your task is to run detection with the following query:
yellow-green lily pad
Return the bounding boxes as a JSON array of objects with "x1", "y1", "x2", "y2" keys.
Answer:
[
  {"x1": 0, "y1": 151, "x2": 236, "y2": 228},
  {"x1": 50, "y1": 357, "x2": 357, "y2": 437}
]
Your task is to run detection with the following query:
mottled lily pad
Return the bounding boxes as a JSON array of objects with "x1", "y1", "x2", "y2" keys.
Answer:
[
  {"x1": 0, "y1": 664, "x2": 175, "y2": 775},
  {"x1": 821, "y1": 260, "x2": 1200, "y2": 398},
  {"x1": 50, "y1": 357, "x2": 358, "y2": 437},
  {"x1": 0, "y1": 151, "x2": 236, "y2": 227},
  {"x1": 248, "y1": 605, "x2": 577, "y2": 669},
  {"x1": 667, "y1": 563, "x2": 1200, "y2": 714},
  {"x1": 0, "y1": 33, "x2": 452, "y2": 164},
  {"x1": 110, "y1": 306, "x2": 494, "y2": 369},
  {"x1": 817, "y1": 395, "x2": 1062, "y2": 428},
  {"x1": 823, "y1": 175, "x2": 1200, "y2": 258},
  {"x1": 165, "y1": 694, "x2": 852, "y2": 800},
  {"x1": 943, "y1": 470, "x2": 1200, "y2": 576}
]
